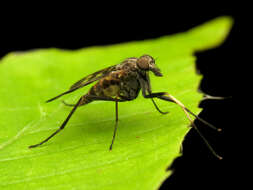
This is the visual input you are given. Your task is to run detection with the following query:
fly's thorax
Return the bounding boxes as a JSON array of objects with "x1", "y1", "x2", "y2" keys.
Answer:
[
  {"x1": 116, "y1": 57, "x2": 138, "y2": 71},
  {"x1": 117, "y1": 70, "x2": 140, "y2": 100}
]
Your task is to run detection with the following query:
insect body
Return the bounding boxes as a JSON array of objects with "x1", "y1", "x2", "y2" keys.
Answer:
[{"x1": 29, "y1": 55, "x2": 222, "y2": 159}]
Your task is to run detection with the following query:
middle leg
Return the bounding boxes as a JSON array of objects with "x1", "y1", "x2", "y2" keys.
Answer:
[
  {"x1": 62, "y1": 94, "x2": 125, "y2": 150},
  {"x1": 109, "y1": 100, "x2": 119, "y2": 150}
]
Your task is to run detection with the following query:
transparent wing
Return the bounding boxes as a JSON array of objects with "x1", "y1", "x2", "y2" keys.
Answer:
[
  {"x1": 69, "y1": 65, "x2": 117, "y2": 90},
  {"x1": 46, "y1": 65, "x2": 117, "y2": 103}
]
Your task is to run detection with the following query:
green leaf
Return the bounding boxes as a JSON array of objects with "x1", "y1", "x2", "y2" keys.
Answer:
[{"x1": 0, "y1": 16, "x2": 232, "y2": 190}]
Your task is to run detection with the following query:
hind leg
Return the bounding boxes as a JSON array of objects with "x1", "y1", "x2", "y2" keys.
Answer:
[
  {"x1": 29, "y1": 96, "x2": 86, "y2": 148},
  {"x1": 62, "y1": 95, "x2": 126, "y2": 107},
  {"x1": 29, "y1": 94, "x2": 126, "y2": 149},
  {"x1": 62, "y1": 100, "x2": 76, "y2": 107}
]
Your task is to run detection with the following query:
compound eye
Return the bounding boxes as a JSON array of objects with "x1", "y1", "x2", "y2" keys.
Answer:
[{"x1": 137, "y1": 58, "x2": 149, "y2": 70}]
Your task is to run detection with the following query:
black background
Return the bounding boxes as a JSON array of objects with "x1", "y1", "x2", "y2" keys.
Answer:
[{"x1": 0, "y1": 4, "x2": 235, "y2": 189}]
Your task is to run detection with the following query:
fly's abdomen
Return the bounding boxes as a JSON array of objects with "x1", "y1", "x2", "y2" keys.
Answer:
[
  {"x1": 88, "y1": 69, "x2": 140, "y2": 100},
  {"x1": 89, "y1": 76, "x2": 121, "y2": 98}
]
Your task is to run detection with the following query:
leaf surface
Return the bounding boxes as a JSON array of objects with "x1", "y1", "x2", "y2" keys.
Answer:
[{"x1": 0, "y1": 17, "x2": 232, "y2": 190}]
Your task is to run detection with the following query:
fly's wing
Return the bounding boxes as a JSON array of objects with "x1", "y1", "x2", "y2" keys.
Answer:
[
  {"x1": 46, "y1": 65, "x2": 117, "y2": 103},
  {"x1": 69, "y1": 65, "x2": 117, "y2": 90}
]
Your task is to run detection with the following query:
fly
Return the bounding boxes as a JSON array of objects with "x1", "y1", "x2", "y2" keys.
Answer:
[{"x1": 29, "y1": 55, "x2": 222, "y2": 159}]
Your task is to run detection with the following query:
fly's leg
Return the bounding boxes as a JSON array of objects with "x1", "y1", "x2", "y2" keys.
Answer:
[
  {"x1": 109, "y1": 100, "x2": 119, "y2": 150},
  {"x1": 139, "y1": 77, "x2": 168, "y2": 115},
  {"x1": 62, "y1": 100, "x2": 76, "y2": 107},
  {"x1": 62, "y1": 96, "x2": 121, "y2": 150},
  {"x1": 29, "y1": 94, "x2": 126, "y2": 149},
  {"x1": 150, "y1": 98, "x2": 169, "y2": 114},
  {"x1": 62, "y1": 95, "x2": 126, "y2": 106},
  {"x1": 144, "y1": 92, "x2": 223, "y2": 160},
  {"x1": 29, "y1": 96, "x2": 87, "y2": 148}
]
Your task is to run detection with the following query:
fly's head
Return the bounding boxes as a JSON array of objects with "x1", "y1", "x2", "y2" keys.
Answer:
[{"x1": 136, "y1": 55, "x2": 162, "y2": 77}]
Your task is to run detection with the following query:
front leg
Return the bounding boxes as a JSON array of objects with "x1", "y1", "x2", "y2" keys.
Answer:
[
  {"x1": 139, "y1": 77, "x2": 168, "y2": 114},
  {"x1": 144, "y1": 92, "x2": 220, "y2": 131},
  {"x1": 143, "y1": 91, "x2": 223, "y2": 160}
]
